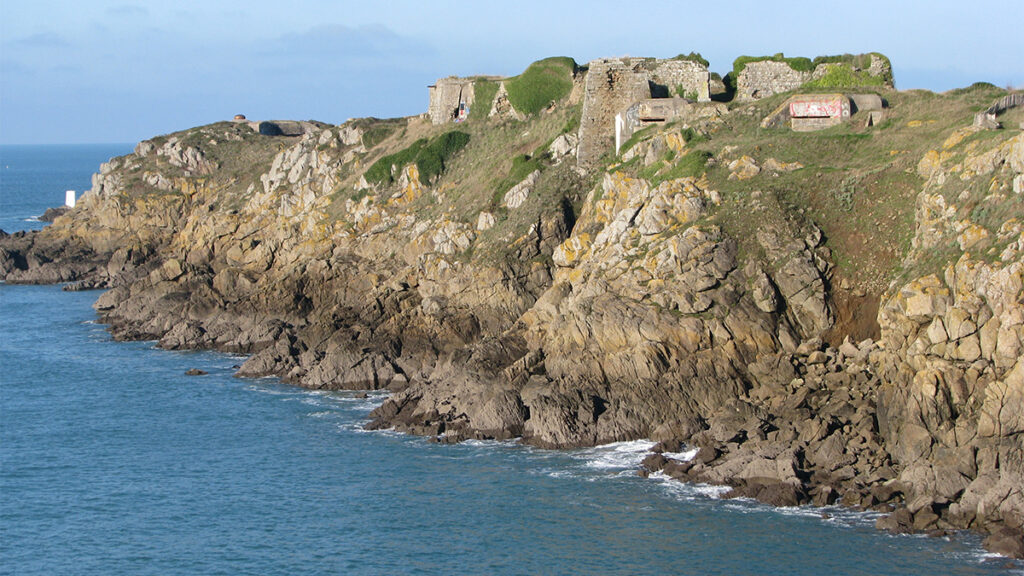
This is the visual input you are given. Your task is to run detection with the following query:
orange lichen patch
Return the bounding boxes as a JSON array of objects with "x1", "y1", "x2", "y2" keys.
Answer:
[{"x1": 389, "y1": 165, "x2": 424, "y2": 207}]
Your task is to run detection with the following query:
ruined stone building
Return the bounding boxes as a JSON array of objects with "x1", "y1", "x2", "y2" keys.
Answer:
[
  {"x1": 974, "y1": 92, "x2": 1024, "y2": 129},
  {"x1": 615, "y1": 98, "x2": 694, "y2": 153},
  {"x1": 576, "y1": 57, "x2": 712, "y2": 166},
  {"x1": 736, "y1": 54, "x2": 893, "y2": 101},
  {"x1": 428, "y1": 78, "x2": 478, "y2": 125},
  {"x1": 426, "y1": 52, "x2": 899, "y2": 162}
]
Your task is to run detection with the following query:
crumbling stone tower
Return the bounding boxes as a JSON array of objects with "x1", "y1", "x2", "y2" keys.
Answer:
[
  {"x1": 428, "y1": 78, "x2": 477, "y2": 125},
  {"x1": 576, "y1": 57, "x2": 712, "y2": 167}
]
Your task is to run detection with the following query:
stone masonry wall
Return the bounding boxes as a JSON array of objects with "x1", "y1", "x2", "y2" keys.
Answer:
[
  {"x1": 737, "y1": 61, "x2": 812, "y2": 102},
  {"x1": 738, "y1": 54, "x2": 894, "y2": 103},
  {"x1": 428, "y1": 78, "x2": 476, "y2": 125},
  {"x1": 576, "y1": 59, "x2": 653, "y2": 166},
  {"x1": 650, "y1": 60, "x2": 711, "y2": 102}
]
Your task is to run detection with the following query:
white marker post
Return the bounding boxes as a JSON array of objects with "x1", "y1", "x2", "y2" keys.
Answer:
[{"x1": 65, "y1": 190, "x2": 76, "y2": 208}]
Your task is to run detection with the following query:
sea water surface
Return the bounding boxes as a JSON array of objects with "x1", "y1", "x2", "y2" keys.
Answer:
[{"x1": 2, "y1": 145, "x2": 1022, "y2": 575}]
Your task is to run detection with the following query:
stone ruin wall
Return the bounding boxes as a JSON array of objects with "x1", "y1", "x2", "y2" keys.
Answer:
[
  {"x1": 576, "y1": 59, "x2": 653, "y2": 166},
  {"x1": 866, "y1": 54, "x2": 892, "y2": 86},
  {"x1": 649, "y1": 60, "x2": 711, "y2": 102},
  {"x1": 426, "y1": 58, "x2": 711, "y2": 165},
  {"x1": 737, "y1": 54, "x2": 894, "y2": 102},
  {"x1": 737, "y1": 61, "x2": 812, "y2": 102},
  {"x1": 576, "y1": 58, "x2": 711, "y2": 166},
  {"x1": 428, "y1": 78, "x2": 477, "y2": 125},
  {"x1": 974, "y1": 92, "x2": 1024, "y2": 129}
]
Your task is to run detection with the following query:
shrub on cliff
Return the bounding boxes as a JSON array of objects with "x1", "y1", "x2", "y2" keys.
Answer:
[
  {"x1": 505, "y1": 57, "x2": 577, "y2": 116},
  {"x1": 365, "y1": 130, "x2": 470, "y2": 185},
  {"x1": 803, "y1": 63, "x2": 886, "y2": 89}
]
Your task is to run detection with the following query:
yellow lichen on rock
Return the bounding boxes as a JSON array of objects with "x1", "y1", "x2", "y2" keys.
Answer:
[
  {"x1": 917, "y1": 149, "x2": 955, "y2": 180},
  {"x1": 389, "y1": 164, "x2": 423, "y2": 206},
  {"x1": 957, "y1": 223, "x2": 990, "y2": 251},
  {"x1": 942, "y1": 127, "x2": 976, "y2": 150},
  {"x1": 553, "y1": 233, "x2": 592, "y2": 268},
  {"x1": 594, "y1": 172, "x2": 646, "y2": 225},
  {"x1": 728, "y1": 155, "x2": 760, "y2": 180},
  {"x1": 664, "y1": 132, "x2": 688, "y2": 153}
]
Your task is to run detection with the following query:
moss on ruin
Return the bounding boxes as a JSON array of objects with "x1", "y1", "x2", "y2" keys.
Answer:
[
  {"x1": 732, "y1": 54, "x2": 816, "y2": 80},
  {"x1": 803, "y1": 63, "x2": 887, "y2": 89},
  {"x1": 671, "y1": 52, "x2": 710, "y2": 68}
]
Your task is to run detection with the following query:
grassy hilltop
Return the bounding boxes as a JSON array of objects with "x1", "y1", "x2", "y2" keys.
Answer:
[{"x1": 4, "y1": 54, "x2": 1024, "y2": 558}]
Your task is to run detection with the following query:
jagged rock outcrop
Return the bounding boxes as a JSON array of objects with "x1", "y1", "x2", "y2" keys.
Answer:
[
  {"x1": 870, "y1": 132, "x2": 1024, "y2": 541},
  {"x1": 2, "y1": 70, "x2": 1023, "y2": 559}
]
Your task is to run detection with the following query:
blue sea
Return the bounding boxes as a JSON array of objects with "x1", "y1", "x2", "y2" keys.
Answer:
[{"x1": 1, "y1": 145, "x2": 1021, "y2": 575}]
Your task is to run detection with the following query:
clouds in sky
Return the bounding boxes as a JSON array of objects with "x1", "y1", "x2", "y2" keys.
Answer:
[
  {"x1": 1, "y1": 0, "x2": 1022, "y2": 144},
  {"x1": 104, "y1": 4, "x2": 148, "y2": 18}
]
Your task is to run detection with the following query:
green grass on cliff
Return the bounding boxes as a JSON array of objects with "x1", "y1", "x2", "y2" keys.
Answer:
[
  {"x1": 504, "y1": 57, "x2": 577, "y2": 116},
  {"x1": 331, "y1": 95, "x2": 589, "y2": 260},
  {"x1": 360, "y1": 122, "x2": 402, "y2": 149},
  {"x1": 469, "y1": 80, "x2": 500, "y2": 121},
  {"x1": 120, "y1": 121, "x2": 300, "y2": 208},
  {"x1": 364, "y1": 131, "x2": 470, "y2": 185},
  {"x1": 606, "y1": 82, "x2": 1013, "y2": 302}
]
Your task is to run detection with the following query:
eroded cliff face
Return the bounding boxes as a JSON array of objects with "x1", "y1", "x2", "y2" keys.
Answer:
[
  {"x1": 2, "y1": 85, "x2": 1023, "y2": 556},
  {"x1": 872, "y1": 132, "x2": 1024, "y2": 541}
]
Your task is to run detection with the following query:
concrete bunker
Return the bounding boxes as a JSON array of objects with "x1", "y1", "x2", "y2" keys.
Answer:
[
  {"x1": 254, "y1": 120, "x2": 312, "y2": 136},
  {"x1": 760, "y1": 93, "x2": 886, "y2": 131},
  {"x1": 788, "y1": 94, "x2": 851, "y2": 131},
  {"x1": 615, "y1": 98, "x2": 694, "y2": 153}
]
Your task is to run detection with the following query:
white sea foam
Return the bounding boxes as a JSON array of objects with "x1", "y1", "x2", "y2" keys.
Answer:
[
  {"x1": 244, "y1": 384, "x2": 297, "y2": 395},
  {"x1": 345, "y1": 423, "x2": 404, "y2": 437},
  {"x1": 460, "y1": 438, "x2": 517, "y2": 451},
  {"x1": 649, "y1": 472, "x2": 731, "y2": 500},
  {"x1": 663, "y1": 447, "x2": 699, "y2": 462},
  {"x1": 574, "y1": 439, "x2": 657, "y2": 470}
]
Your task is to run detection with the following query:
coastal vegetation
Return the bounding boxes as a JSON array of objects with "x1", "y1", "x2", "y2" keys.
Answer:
[
  {"x1": 364, "y1": 130, "x2": 470, "y2": 185},
  {"x1": 3, "y1": 52, "x2": 1022, "y2": 560},
  {"x1": 504, "y1": 57, "x2": 577, "y2": 115}
]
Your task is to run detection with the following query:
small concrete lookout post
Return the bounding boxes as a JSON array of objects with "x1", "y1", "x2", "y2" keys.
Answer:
[{"x1": 65, "y1": 190, "x2": 76, "y2": 208}]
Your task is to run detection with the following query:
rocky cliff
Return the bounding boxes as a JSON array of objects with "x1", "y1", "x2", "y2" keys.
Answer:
[{"x1": 2, "y1": 60, "x2": 1022, "y2": 557}]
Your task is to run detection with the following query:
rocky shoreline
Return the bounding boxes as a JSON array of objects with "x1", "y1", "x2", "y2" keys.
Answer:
[{"x1": 2, "y1": 70, "x2": 1022, "y2": 559}]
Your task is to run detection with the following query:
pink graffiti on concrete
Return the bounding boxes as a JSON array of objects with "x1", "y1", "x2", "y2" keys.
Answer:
[{"x1": 790, "y1": 97, "x2": 843, "y2": 118}]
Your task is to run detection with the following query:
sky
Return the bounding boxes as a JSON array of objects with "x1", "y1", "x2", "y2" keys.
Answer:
[{"x1": 1, "y1": 0, "x2": 1022, "y2": 145}]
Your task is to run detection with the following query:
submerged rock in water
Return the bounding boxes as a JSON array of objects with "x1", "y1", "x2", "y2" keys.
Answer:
[{"x1": 984, "y1": 527, "x2": 1024, "y2": 560}]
